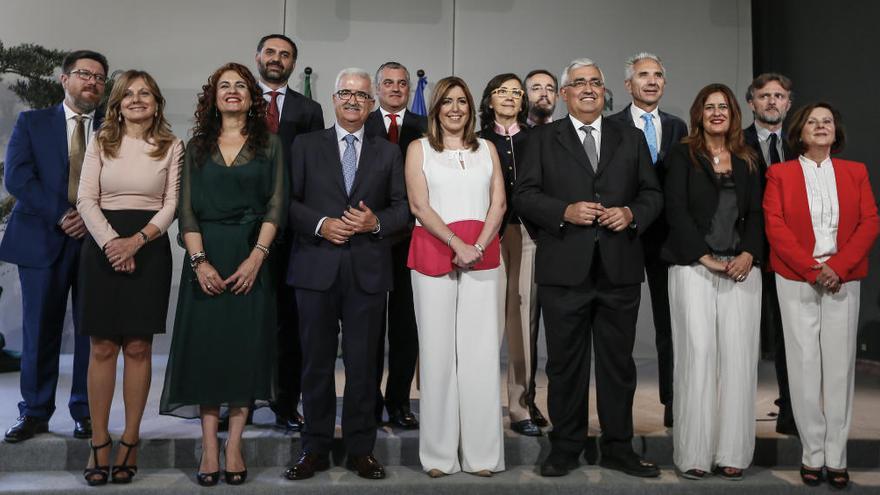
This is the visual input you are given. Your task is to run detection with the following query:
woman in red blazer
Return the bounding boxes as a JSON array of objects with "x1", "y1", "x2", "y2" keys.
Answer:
[{"x1": 763, "y1": 102, "x2": 879, "y2": 489}]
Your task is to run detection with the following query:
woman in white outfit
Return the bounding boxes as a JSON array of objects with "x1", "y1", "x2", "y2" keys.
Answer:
[
  {"x1": 661, "y1": 83, "x2": 764, "y2": 481},
  {"x1": 405, "y1": 76, "x2": 506, "y2": 477},
  {"x1": 764, "y1": 102, "x2": 879, "y2": 489}
]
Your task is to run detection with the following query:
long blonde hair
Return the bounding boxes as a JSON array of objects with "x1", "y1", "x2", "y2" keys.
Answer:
[{"x1": 97, "y1": 70, "x2": 175, "y2": 159}]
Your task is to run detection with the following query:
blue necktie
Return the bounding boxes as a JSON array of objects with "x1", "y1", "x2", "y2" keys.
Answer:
[
  {"x1": 342, "y1": 134, "x2": 357, "y2": 194},
  {"x1": 641, "y1": 113, "x2": 659, "y2": 164}
]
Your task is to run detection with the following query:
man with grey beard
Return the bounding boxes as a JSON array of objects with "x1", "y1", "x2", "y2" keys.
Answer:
[{"x1": 743, "y1": 72, "x2": 796, "y2": 436}]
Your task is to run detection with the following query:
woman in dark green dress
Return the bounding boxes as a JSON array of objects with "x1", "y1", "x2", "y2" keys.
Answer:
[{"x1": 160, "y1": 62, "x2": 287, "y2": 486}]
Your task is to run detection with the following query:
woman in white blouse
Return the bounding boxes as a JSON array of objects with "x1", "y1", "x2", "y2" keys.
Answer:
[
  {"x1": 76, "y1": 70, "x2": 182, "y2": 486},
  {"x1": 763, "y1": 102, "x2": 879, "y2": 489}
]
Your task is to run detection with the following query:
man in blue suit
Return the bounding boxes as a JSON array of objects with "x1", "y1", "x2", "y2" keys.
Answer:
[{"x1": 0, "y1": 50, "x2": 108, "y2": 443}]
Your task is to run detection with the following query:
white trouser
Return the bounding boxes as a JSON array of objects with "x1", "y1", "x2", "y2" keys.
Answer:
[
  {"x1": 669, "y1": 263, "x2": 761, "y2": 472},
  {"x1": 497, "y1": 224, "x2": 539, "y2": 422},
  {"x1": 775, "y1": 275, "x2": 860, "y2": 469},
  {"x1": 412, "y1": 268, "x2": 505, "y2": 474}
]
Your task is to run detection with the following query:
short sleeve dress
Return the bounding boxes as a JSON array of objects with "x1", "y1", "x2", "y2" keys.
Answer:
[{"x1": 159, "y1": 134, "x2": 287, "y2": 418}]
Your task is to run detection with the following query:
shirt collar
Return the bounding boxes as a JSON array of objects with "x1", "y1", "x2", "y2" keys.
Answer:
[
  {"x1": 629, "y1": 104, "x2": 659, "y2": 123},
  {"x1": 494, "y1": 120, "x2": 521, "y2": 136},
  {"x1": 755, "y1": 122, "x2": 782, "y2": 143},
  {"x1": 62, "y1": 101, "x2": 95, "y2": 121},
  {"x1": 799, "y1": 154, "x2": 832, "y2": 169},
  {"x1": 258, "y1": 80, "x2": 287, "y2": 96},
  {"x1": 335, "y1": 123, "x2": 365, "y2": 143},
  {"x1": 569, "y1": 113, "x2": 602, "y2": 133},
  {"x1": 380, "y1": 106, "x2": 406, "y2": 120}
]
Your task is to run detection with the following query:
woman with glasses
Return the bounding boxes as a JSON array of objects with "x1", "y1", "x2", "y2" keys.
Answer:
[
  {"x1": 76, "y1": 70, "x2": 182, "y2": 486},
  {"x1": 159, "y1": 62, "x2": 287, "y2": 487},
  {"x1": 661, "y1": 83, "x2": 763, "y2": 481},
  {"x1": 764, "y1": 103, "x2": 878, "y2": 489},
  {"x1": 476, "y1": 74, "x2": 540, "y2": 437},
  {"x1": 406, "y1": 76, "x2": 506, "y2": 477}
]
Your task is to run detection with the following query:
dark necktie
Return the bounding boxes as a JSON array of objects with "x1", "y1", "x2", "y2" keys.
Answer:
[
  {"x1": 68, "y1": 115, "x2": 86, "y2": 204},
  {"x1": 768, "y1": 132, "x2": 782, "y2": 166},
  {"x1": 387, "y1": 113, "x2": 400, "y2": 144},
  {"x1": 266, "y1": 91, "x2": 280, "y2": 134}
]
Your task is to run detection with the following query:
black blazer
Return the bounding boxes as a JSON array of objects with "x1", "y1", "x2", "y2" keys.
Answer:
[
  {"x1": 606, "y1": 104, "x2": 687, "y2": 259},
  {"x1": 364, "y1": 109, "x2": 427, "y2": 157},
  {"x1": 660, "y1": 142, "x2": 764, "y2": 266},
  {"x1": 286, "y1": 127, "x2": 410, "y2": 293},
  {"x1": 478, "y1": 125, "x2": 529, "y2": 235},
  {"x1": 513, "y1": 117, "x2": 663, "y2": 286},
  {"x1": 278, "y1": 88, "x2": 325, "y2": 165},
  {"x1": 744, "y1": 123, "x2": 792, "y2": 174}
]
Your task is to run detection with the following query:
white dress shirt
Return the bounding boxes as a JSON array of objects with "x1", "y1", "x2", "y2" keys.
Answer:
[
  {"x1": 258, "y1": 81, "x2": 287, "y2": 123},
  {"x1": 799, "y1": 155, "x2": 839, "y2": 261},
  {"x1": 629, "y1": 104, "x2": 662, "y2": 146},
  {"x1": 569, "y1": 114, "x2": 602, "y2": 162},
  {"x1": 380, "y1": 107, "x2": 406, "y2": 133},
  {"x1": 755, "y1": 122, "x2": 786, "y2": 165}
]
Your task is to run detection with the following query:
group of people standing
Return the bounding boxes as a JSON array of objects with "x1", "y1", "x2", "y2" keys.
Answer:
[{"x1": 0, "y1": 33, "x2": 876, "y2": 492}]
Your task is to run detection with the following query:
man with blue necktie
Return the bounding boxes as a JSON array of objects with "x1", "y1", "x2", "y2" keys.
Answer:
[
  {"x1": 607, "y1": 52, "x2": 687, "y2": 428},
  {"x1": 1, "y1": 50, "x2": 109, "y2": 443}
]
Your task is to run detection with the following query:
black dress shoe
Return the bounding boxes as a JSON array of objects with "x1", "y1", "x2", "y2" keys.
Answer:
[
  {"x1": 275, "y1": 412, "x2": 304, "y2": 432},
  {"x1": 529, "y1": 403, "x2": 549, "y2": 428},
  {"x1": 386, "y1": 407, "x2": 419, "y2": 429},
  {"x1": 284, "y1": 451, "x2": 330, "y2": 480},
  {"x1": 4, "y1": 416, "x2": 49, "y2": 443},
  {"x1": 73, "y1": 418, "x2": 92, "y2": 439},
  {"x1": 540, "y1": 450, "x2": 580, "y2": 477},
  {"x1": 510, "y1": 419, "x2": 541, "y2": 436},
  {"x1": 775, "y1": 410, "x2": 798, "y2": 436},
  {"x1": 663, "y1": 404, "x2": 674, "y2": 428},
  {"x1": 346, "y1": 454, "x2": 386, "y2": 479},
  {"x1": 599, "y1": 450, "x2": 660, "y2": 478}
]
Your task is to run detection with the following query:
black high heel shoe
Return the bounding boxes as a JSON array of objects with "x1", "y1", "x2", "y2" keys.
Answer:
[
  {"x1": 197, "y1": 451, "x2": 220, "y2": 487},
  {"x1": 83, "y1": 438, "x2": 112, "y2": 486},
  {"x1": 827, "y1": 468, "x2": 849, "y2": 490},
  {"x1": 223, "y1": 441, "x2": 248, "y2": 485},
  {"x1": 800, "y1": 465, "x2": 824, "y2": 487},
  {"x1": 111, "y1": 438, "x2": 139, "y2": 483}
]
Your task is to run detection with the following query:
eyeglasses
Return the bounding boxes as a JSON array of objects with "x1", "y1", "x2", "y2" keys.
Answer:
[
  {"x1": 68, "y1": 69, "x2": 107, "y2": 84},
  {"x1": 491, "y1": 88, "x2": 524, "y2": 99},
  {"x1": 335, "y1": 89, "x2": 374, "y2": 102},
  {"x1": 565, "y1": 78, "x2": 604, "y2": 90}
]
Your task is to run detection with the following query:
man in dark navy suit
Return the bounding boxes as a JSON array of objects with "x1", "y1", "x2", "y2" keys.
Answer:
[
  {"x1": 606, "y1": 52, "x2": 687, "y2": 428},
  {"x1": 743, "y1": 72, "x2": 796, "y2": 436},
  {"x1": 284, "y1": 68, "x2": 409, "y2": 481},
  {"x1": 255, "y1": 33, "x2": 325, "y2": 433},
  {"x1": 364, "y1": 61, "x2": 426, "y2": 429},
  {"x1": 1, "y1": 50, "x2": 109, "y2": 443}
]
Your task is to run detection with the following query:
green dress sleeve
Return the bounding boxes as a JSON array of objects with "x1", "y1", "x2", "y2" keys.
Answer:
[
  {"x1": 261, "y1": 135, "x2": 289, "y2": 230},
  {"x1": 177, "y1": 142, "x2": 200, "y2": 235}
]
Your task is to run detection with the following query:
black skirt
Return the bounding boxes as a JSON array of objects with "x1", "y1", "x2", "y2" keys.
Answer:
[{"x1": 77, "y1": 209, "x2": 172, "y2": 337}]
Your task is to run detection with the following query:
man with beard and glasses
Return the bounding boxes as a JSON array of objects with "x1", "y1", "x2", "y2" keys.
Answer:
[
  {"x1": 744, "y1": 72, "x2": 796, "y2": 436},
  {"x1": 525, "y1": 69, "x2": 558, "y2": 127},
  {"x1": 252, "y1": 33, "x2": 325, "y2": 434},
  {"x1": 364, "y1": 61, "x2": 425, "y2": 429},
  {"x1": 284, "y1": 68, "x2": 409, "y2": 481},
  {"x1": 1, "y1": 50, "x2": 109, "y2": 443},
  {"x1": 607, "y1": 52, "x2": 687, "y2": 428}
]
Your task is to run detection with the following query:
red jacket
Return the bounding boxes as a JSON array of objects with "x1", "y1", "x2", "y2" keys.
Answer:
[{"x1": 763, "y1": 158, "x2": 879, "y2": 283}]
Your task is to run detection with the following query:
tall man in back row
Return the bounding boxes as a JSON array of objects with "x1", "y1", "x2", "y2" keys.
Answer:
[
  {"x1": 364, "y1": 61, "x2": 426, "y2": 429},
  {"x1": 515, "y1": 58, "x2": 662, "y2": 477},
  {"x1": 255, "y1": 33, "x2": 325, "y2": 432},
  {"x1": 607, "y1": 52, "x2": 687, "y2": 428}
]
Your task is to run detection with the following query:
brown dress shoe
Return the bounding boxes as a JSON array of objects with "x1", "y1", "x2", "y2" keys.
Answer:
[
  {"x1": 284, "y1": 451, "x2": 330, "y2": 480},
  {"x1": 346, "y1": 454, "x2": 386, "y2": 479}
]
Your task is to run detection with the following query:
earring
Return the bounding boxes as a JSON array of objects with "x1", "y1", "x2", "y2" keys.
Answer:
[
  {"x1": 248, "y1": 108, "x2": 254, "y2": 118},
  {"x1": 118, "y1": 114, "x2": 123, "y2": 122}
]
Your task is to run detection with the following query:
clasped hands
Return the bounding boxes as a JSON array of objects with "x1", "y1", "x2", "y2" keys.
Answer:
[
  {"x1": 812, "y1": 262, "x2": 841, "y2": 293},
  {"x1": 104, "y1": 235, "x2": 146, "y2": 274},
  {"x1": 320, "y1": 201, "x2": 378, "y2": 245},
  {"x1": 699, "y1": 252, "x2": 753, "y2": 282},
  {"x1": 564, "y1": 202, "x2": 632, "y2": 232},
  {"x1": 450, "y1": 236, "x2": 482, "y2": 269},
  {"x1": 194, "y1": 251, "x2": 264, "y2": 297}
]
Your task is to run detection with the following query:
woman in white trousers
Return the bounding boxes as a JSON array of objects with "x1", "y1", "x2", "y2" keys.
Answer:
[
  {"x1": 764, "y1": 102, "x2": 879, "y2": 489},
  {"x1": 405, "y1": 76, "x2": 507, "y2": 477},
  {"x1": 662, "y1": 84, "x2": 765, "y2": 481}
]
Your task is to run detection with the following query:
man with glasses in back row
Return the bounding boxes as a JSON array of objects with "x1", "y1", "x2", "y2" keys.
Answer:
[{"x1": 2, "y1": 50, "x2": 109, "y2": 443}]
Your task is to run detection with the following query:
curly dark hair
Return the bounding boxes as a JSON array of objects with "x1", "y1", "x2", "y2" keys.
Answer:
[
  {"x1": 478, "y1": 73, "x2": 528, "y2": 130},
  {"x1": 190, "y1": 62, "x2": 269, "y2": 162}
]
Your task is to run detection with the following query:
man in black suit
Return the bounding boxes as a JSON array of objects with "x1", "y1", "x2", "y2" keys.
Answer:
[
  {"x1": 284, "y1": 68, "x2": 409, "y2": 481},
  {"x1": 743, "y1": 72, "x2": 796, "y2": 435},
  {"x1": 606, "y1": 52, "x2": 687, "y2": 428},
  {"x1": 363, "y1": 61, "x2": 426, "y2": 429},
  {"x1": 515, "y1": 58, "x2": 663, "y2": 478},
  {"x1": 255, "y1": 33, "x2": 325, "y2": 432}
]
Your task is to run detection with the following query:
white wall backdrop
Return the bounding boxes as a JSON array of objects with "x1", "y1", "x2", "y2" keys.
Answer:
[{"x1": 0, "y1": 0, "x2": 752, "y2": 355}]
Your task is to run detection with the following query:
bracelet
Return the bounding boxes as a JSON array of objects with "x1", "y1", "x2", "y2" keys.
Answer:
[
  {"x1": 189, "y1": 251, "x2": 207, "y2": 270},
  {"x1": 446, "y1": 232, "x2": 456, "y2": 247},
  {"x1": 254, "y1": 243, "x2": 270, "y2": 258},
  {"x1": 473, "y1": 242, "x2": 485, "y2": 255},
  {"x1": 137, "y1": 231, "x2": 148, "y2": 244}
]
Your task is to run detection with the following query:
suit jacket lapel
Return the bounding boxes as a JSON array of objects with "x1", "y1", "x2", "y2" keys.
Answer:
[
  {"x1": 323, "y1": 129, "x2": 348, "y2": 196},
  {"x1": 595, "y1": 121, "x2": 621, "y2": 177},
  {"x1": 556, "y1": 120, "x2": 593, "y2": 175},
  {"x1": 659, "y1": 111, "x2": 675, "y2": 159},
  {"x1": 52, "y1": 104, "x2": 69, "y2": 165},
  {"x1": 280, "y1": 87, "x2": 296, "y2": 121},
  {"x1": 349, "y1": 134, "x2": 376, "y2": 198}
]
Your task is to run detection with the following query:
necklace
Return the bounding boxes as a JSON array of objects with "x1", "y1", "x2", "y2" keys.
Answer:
[{"x1": 709, "y1": 147, "x2": 727, "y2": 165}]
